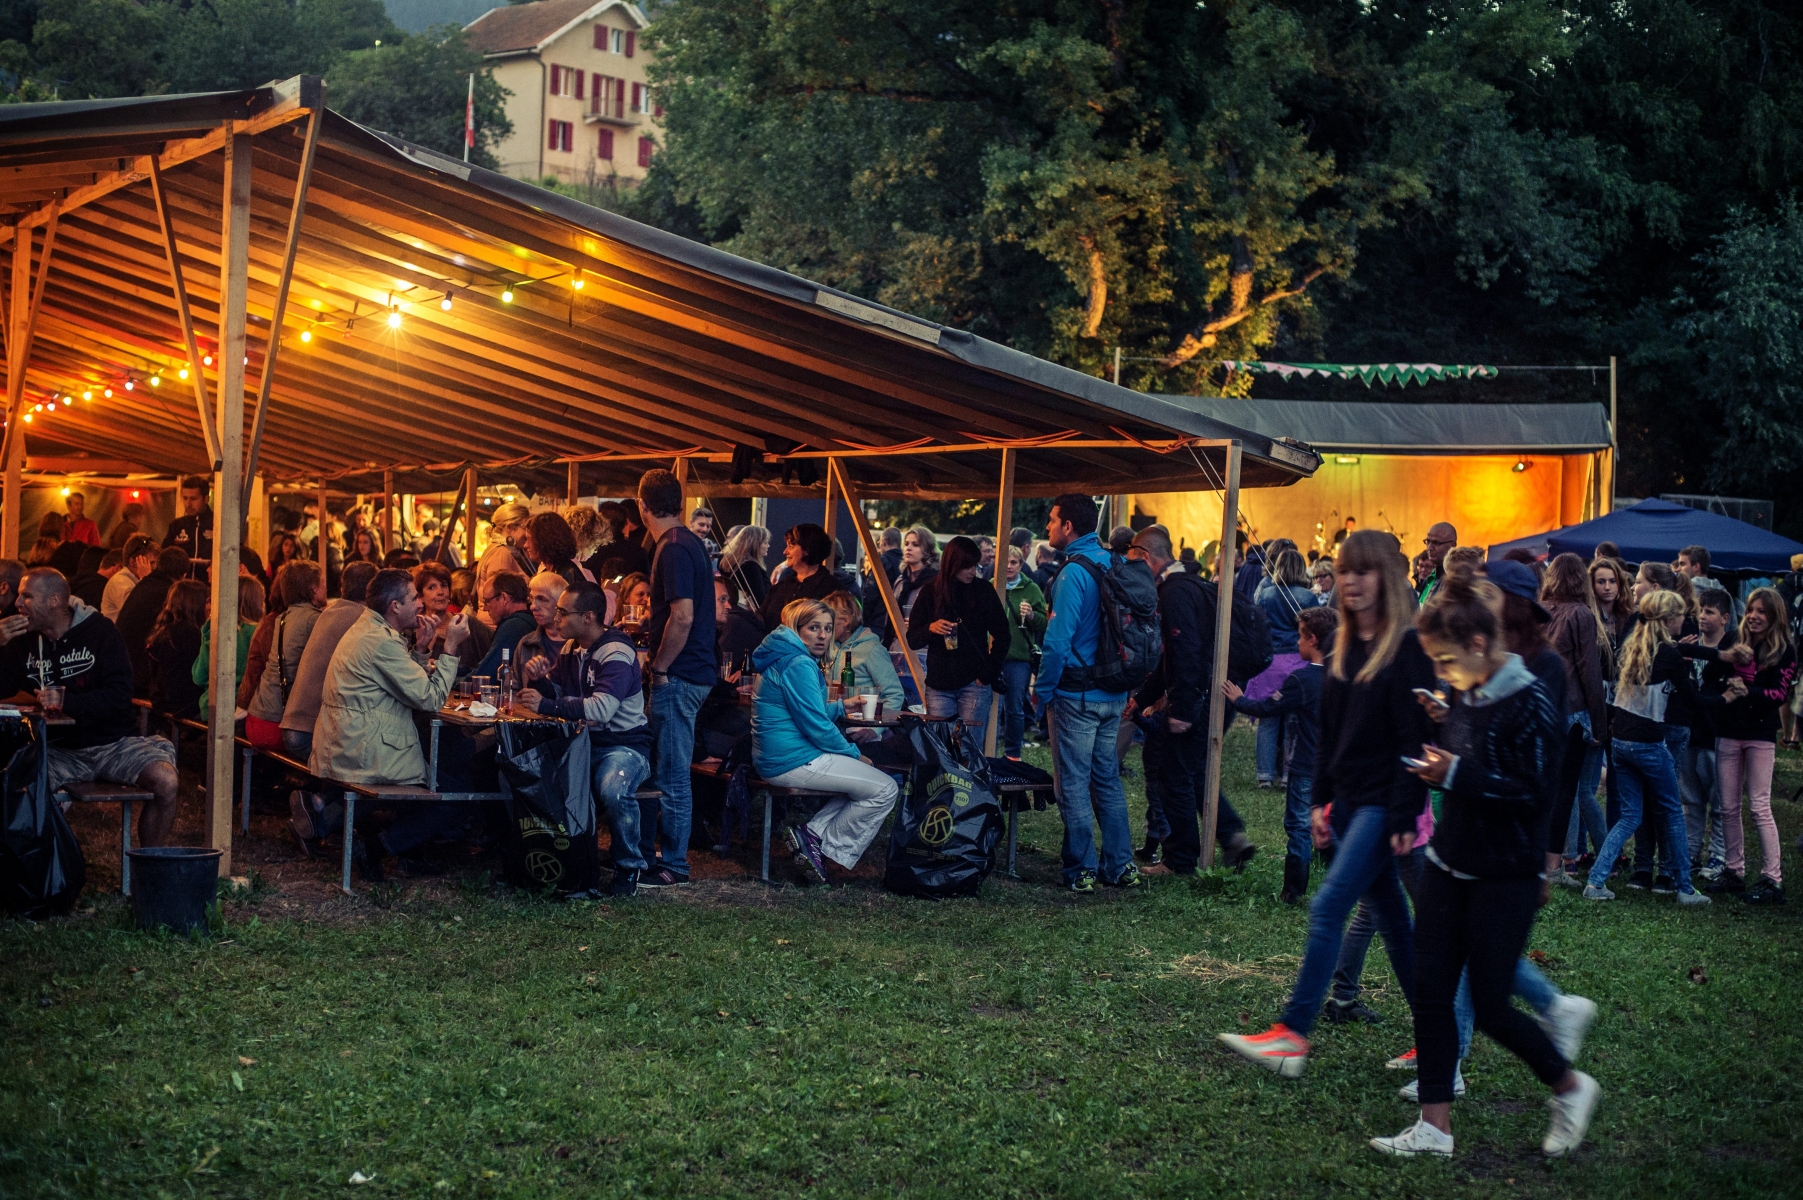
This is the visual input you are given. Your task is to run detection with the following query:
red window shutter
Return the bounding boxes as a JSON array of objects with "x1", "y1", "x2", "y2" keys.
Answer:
[
  {"x1": 653, "y1": 100, "x2": 664, "y2": 118},
  {"x1": 631, "y1": 83, "x2": 642, "y2": 112},
  {"x1": 625, "y1": 30, "x2": 635, "y2": 57},
  {"x1": 637, "y1": 136, "x2": 653, "y2": 168},
  {"x1": 564, "y1": 122, "x2": 574, "y2": 152},
  {"x1": 594, "y1": 24, "x2": 604, "y2": 49},
  {"x1": 598, "y1": 128, "x2": 614, "y2": 160},
  {"x1": 575, "y1": 70, "x2": 584, "y2": 100},
  {"x1": 548, "y1": 65, "x2": 559, "y2": 95},
  {"x1": 548, "y1": 118, "x2": 558, "y2": 150},
  {"x1": 590, "y1": 75, "x2": 599, "y2": 112}
]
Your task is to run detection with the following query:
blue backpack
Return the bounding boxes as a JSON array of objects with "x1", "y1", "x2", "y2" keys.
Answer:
[{"x1": 1058, "y1": 554, "x2": 1163, "y2": 694}]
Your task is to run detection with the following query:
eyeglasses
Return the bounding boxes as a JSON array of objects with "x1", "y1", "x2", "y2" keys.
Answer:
[{"x1": 1424, "y1": 535, "x2": 1455, "y2": 547}]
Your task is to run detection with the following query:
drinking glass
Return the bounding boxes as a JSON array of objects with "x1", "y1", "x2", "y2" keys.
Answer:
[
  {"x1": 478, "y1": 686, "x2": 500, "y2": 710},
  {"x1": 38, "y1": 685, "x2": 64, "y2": 715}
]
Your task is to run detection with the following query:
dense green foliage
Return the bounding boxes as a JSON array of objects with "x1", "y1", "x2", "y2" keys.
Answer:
[
  {"x1": 0, "y1": 0, "x2": 512, "y2": 168},
  {"x1": 3, "y1": 733, "x2": 1800, "y2": 1197},
  {"x1": 632, "y1": 0, "x2": 1803, "y2": 531}
]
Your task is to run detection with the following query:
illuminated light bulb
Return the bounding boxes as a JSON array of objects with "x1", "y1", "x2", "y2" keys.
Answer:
[
  {"x1": 311, "y1": 299, "x2": 323, "y2": 309},
  {"x1": 124, "y1": 380, "x2": 134, "y2": 391},
  {"x1": 387, "y1": 310, "x2": 402, "y2": 329},
  {"x1": 103, "y1": 388, "x2": 112, "y2": 398},
  {"x1": 203, "y1": 354, "x2": 213, "y2": 366},
  {"x1": 60, "y1": 486, "x2": 70, "y2": 497},
  {"x1": 572, "y1": 277, "x2": 584, "y2": 290},
  {"x1": 22, "y1": 413, "x2": 29, "y2": 423},
  {"x1": 300, "y1": 330, "x2": 312, "y2": 343},
  {"x1": 150, "y1": 375, "x2": 160, "y2": 387},
  {"x1": 441, "y1": 294, "x2": 453, "y2": 311},
  {"x1": 82, "y1": 390, "x2": 93, "y2": 401},
  {"x1": 178, "y1": 368, "x2": 190, "y2": 380},
  {"x1": 33, "y1": 403, "x2": 42, "y2": 412},
  {"x1": 130, "y1": 489, "x2": 141, "y2": 499},
  {"x1": 501, "y1": 289, "x2": 514, "y2": 303}
]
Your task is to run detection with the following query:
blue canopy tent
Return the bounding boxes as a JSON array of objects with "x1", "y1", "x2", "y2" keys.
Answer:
[{"x1": 1508, "y1": 499, "x2": 1803, "y2": 573}]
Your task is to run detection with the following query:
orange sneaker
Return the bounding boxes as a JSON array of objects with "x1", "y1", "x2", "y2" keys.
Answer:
[
  {"x1": 1386, "y1": 1046, "x2": 1417, "y2": 1070},
  {"x1": 1217, "y1": 1023, "x2": 1310, "y2": 1079}
]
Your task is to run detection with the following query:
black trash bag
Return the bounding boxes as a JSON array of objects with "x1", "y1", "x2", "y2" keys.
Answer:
[
  {"x1": 496, "y1": 720, "x2": 597, "y2": 896},
  {"x1": 884, "y1": 720, "x2": 1003, "y2": 899},
  {"x1": 1, "y1": 716, "x2": 86, "y2": 918}
]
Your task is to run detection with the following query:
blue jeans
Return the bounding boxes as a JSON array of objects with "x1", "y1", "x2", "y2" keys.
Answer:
[
  {"x1": 1680, "y1": 744, "x2": 1725, "y2": 868},
  {"x1": 928, "y1": 679, "x2": 991, "y2": 760},
  {"x1": 1561, "y1": 711, "x2": 1608, "y2": 858},
  {"x1": 648, "y1": 676, "x2": 711, "y2": 875},
  {"x1": 1283, "y1": 804, "x2": 1415, "y2": 1037},
  {"x1": 998, "y1": 660, "x2": 1033, "y2": 757},
  {"x1": 1047, "y1": 691, "x2": 1133, "y2": 885},
  {"x1": 593, "y1": 745, "x2": 650, "y2": 872},
  {"x1": 1256, "y1": 716, "x2": 1282, "y2": 782},
  {"x1": 1589, "y1": 738, "x2": 1691, "y2": 892},
  {"x1": 1453, "y1": 956, "x2": 1560, "y2": 1058},
  {"x1": 1284, "y1": 774, "x2": 1313, "y2": 862},
  {"x1": 1332, "y1": 844, "x2": 1422, "y2": 1004}
]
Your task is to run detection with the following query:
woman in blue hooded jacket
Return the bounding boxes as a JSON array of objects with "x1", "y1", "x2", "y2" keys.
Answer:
[{"x1": 753, "y1": 598, "x2": 900, "y2": 883}]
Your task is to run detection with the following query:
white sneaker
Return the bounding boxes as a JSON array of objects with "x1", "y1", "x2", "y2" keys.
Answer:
[
  {"x1": 1397, "y1": 1066, "x2": 1465, "y2": 1101},
  {"x1": 1543, "y1": 1071, "x2": 1601, "y2": 1157},
  {"x1": 1677, "y1": 888, "x2": 1712, "y2": 906},
  {"x1": 1538, "y1": 994, "x2": 1598, "y2": 1064},
  {"x1": 1371, "y1": 1118, "x2": 1454, "y2": 1158},
  {"x1": 1582, "y1": 884, "x2": 1615, "y2": 901}
]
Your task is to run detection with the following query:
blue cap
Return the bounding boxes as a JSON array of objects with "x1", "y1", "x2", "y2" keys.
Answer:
[{"x1": 1484, "y1": 559, "x2": 1550, "y2": 619}]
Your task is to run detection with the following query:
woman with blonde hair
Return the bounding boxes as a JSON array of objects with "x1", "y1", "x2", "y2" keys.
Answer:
[
  {"x1": 475, "y1": 501, "x2": 535, "y2": 597},
  {"x1": 719, "y1": 524, "x2": 771, "y2": 612},
  {"x1": 1707, "y1": 587, "x2": 1797, "y2": 903},
  {"x1": 1583, "y1": 589, "x2": 1709, "y2": 904},
  {"x1": 751, "y1": 598, "x2": 899, "y2": 884},
  {"x1": 1219, "y1": 530, "x2": 1436, "y2": 1078}
]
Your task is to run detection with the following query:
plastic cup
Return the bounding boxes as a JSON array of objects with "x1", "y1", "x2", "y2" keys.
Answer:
[
  {"x1": 38, "y1": 685, "x2": 63, "y2": 715},
  {"x1": 859, "y1": 694, "x2": 880, "y2": 721}
]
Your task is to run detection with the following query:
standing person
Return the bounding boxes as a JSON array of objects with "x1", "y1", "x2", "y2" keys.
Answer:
[
  {"x1": 116, "y1": 546, "x2": 188, "y2": 697},
  {"x1": 999, "y1": 545, "x2": 1047, "y2": 759},
  {"x1": 102, "y1": 534, "x2": 156, "y2": 623},
  {"x1": 887, "y1": 526, "x2": 939, "y2": 701},
  {"x1": 1708, "y1": 588, "x2": 1797, "y2": 903},
  {"x1": 0, "y1": 568, "x2": 180, "y2": 845},
  {"x1": 163, "y1": 476, "x2": 215, "y2": 581},
  {"x1": 1778, "y1": 554, "x2": 1803, "y2": 751},
  {"x1": 1252, "y1": 548, "x2": 1320, "y2": 787},
  {"x1": 975, "y1": 535, "x2": 997, "y2": 582},
  {"x1": 45, "y1": 513, "x2": 85, "y2": 580},
  {"x1": 1625, "y1": 561, "x2": 1697, "y2": 887},
  {"x1": 1217, "y1": 530, "x2": 1433, "y2": 1077},
  {"x1": 1225, "y1": 605, "x2": 1336, "y2": 902},
  {"x1": 1035, "y1": 494, "x2": 1138, "y2": 893},
  {"x1": 1130, "y1": 526, "x2": 1257, "y2": 875},
  {"x1": 639, "y1": 468, "x2": 717, "y2": 888},
  {"x1": 759, "y1": 524, "x2": 839, "y2": 632},
  {"x1": 516, "y1": 580, "x2": 653, "y2": 898},
  {"x1": 688, "y1": 506, "x2": 721, "y2": 563},
  {"x1": 280, "y1": 561, "x2": 378, "y2": 848},
  {"x1": 474, "y1": 502, "x2": 535, "y2": 601},
  {"x1": 63, "y1": 491, "x2": 100, "y2": 547},
  {"x1": 1369, "y1": 566, "x2": 1600, "y2": 1161},
  {"x1": 1683, "y1": 585, "x2": 1738, "y2": 881},
  {"x1": 906, "y1": 535, "x2": 1011, "y2": 752},
  {"x1": 1539, "y1": 554, "x2": 1609, "y2": 888},
  {"x1": 346, "y1": 529, "x2": 383, "y2": 567},
  {"x1": 1416, "y1": 523, "x2": 1457, "y2": 603},
  {"x1": 107, "y1": 501, "x2": 146, "y2": 550},
  {"x1": 564, "y1": 505, "x2": 608, "y2": 583},
  {"x1": 522, "y1": 511, "x2": 594, "y2": 590},
  {"x1": 753, "y1": 599, "x2": 900, "y2": 883},
  {"x1": 719, "y1": 525, "x2": 772, "y2": 614},
  {"x1": 1582, "y1": 590, "x2": 1711, "y2": 904},
  {"x1": 859, "y1": 526, "x2": 904, "y2": 643}
]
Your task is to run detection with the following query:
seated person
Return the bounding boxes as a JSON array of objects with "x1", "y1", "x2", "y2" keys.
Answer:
[
  {"x1": 311, "y1": 568, "x2": 472, "y2": 880},
  {"x1": 116, "y1": 545, "x2": 189, "y2": 696},
  {"x1": 717, "y1": 576, "x2": 765, "y2": 674},
  {"x1": 281, "y1": 561, "x2": 379, "y2": 846},
  {"x1": 515, "y1": 581, "x2": 650, "y2": 898},
  {"x1": 0, "y1": 568, "x2": 181, "y2": 845},
  {"x1": 469, "y1": 571, "x2": 536, "y2": 679},
  {"x1": 513, "y1": 570, "x2": 569, "y2": 676},
  {"x1": 823, "y1": 589, "x2": 905, "y2": 714},
  {"x1": 146, "y1": 580, "x2": 209, "y2": 721},
  {"x1": 752, "y1": 599, "x2": 899, "y2": 884},
  {"x1": 693, "y1": 577, "x2": 762, "y2": 764}
]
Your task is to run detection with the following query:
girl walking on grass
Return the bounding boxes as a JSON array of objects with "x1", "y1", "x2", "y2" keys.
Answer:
[
  {"x1": 1216, "y1": 530, "x2": 1434, "y2": 1079},
  {"x1": 1369, "y1": 565, "x2": 1600, "y2": 1160},
  {"x1": 1706, "y1": 588, "x2": 1797, "y2": 903}
]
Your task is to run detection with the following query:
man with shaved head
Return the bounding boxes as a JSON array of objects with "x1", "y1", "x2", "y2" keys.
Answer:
[
  {"x1": 1419, "y1": 522, "x2": 1458, "y2": 603},
  {"x1": 0, "y1": 567, "x2": 180, "y2": 844}
]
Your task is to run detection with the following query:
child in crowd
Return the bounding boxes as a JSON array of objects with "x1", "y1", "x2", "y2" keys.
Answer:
[{"x1": 1224, "y1": 605, "x2": 1337, "y2": 903}]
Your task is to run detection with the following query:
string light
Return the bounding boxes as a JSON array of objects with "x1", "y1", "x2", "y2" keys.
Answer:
[
  {"x1": 82, "y1": 390, "x2": 93, "y2": 401},
  {"x1": 21, "y1": 414, "x2": 29, "y2": 422},
  {"x1": 103, "y1": 388, "x2": 112, "y2": 398},
  {"x1": 178, "y1": 368, "x2": 190, "y2": 380},
  {"x1": 33, "y1": 402, "x2": 43, "y2": 412},
  {"x1": 59, "y1": 487, "x2": 70, "y2": 497},
  {"x1": 150, "y1": 374, "x2": 160, "y2": 387},
  {"x1": 202, "y1": 354, "x2": 213, "y2": 366},
  {"x1": 130, "y1": 489, "x2": 141, "y2": 500},
  {"x1": 441, "y1": 293, "x2": 453, "y2": 311},
  {"x1": 124, "y1": 379, "x2": 135, "y2": 391},
  {"x1": 300, "y1": 330, "x2": 312, "y2": 343},
  {"x1": 501, "y1": 288, "x2": 514, "y2": 303},
  {"x1": 387, "y1": 308, "x2": 402, "y2": 329},
  {"x1": 572, "y1": 276, "x2": 584, "y2": 291}
]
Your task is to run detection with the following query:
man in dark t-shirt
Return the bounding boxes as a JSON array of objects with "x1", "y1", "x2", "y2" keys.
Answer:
[{"x1": 639, "y1": 469, "x2": 717, "y2": 886}]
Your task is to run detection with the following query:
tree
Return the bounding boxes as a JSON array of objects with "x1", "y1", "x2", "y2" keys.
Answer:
[{"x1": 326, "y1": 27, "x2": 511, "y2": 170}]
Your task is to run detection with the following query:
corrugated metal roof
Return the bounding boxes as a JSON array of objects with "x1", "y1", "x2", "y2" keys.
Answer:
[
  {"x1": 1159, "y1": 397, "x2": 1612, "y2": 455},
  {"x1": 465, "y1": 0, "x2": 637, "y2": 55}
]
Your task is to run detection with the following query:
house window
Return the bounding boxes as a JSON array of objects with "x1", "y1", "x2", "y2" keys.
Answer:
[
  {"x1": 637, "y1": 136, "x2": 654, "y2": 168},
  {"x1": 610, "y1": 28, "x2": 625, "y2": 54},
  {"x1": 549, "y1": 65, "x2": 581, "y2": 98},
  {"x1": 548, "y1": 119, "x2": 573, "y2": 152},
  {"x1": 597, "y1": 128, "x2": 614, "y2": 160},
  {"x1": 592, "y1": 74, "x2": 620, "y2": 118}
]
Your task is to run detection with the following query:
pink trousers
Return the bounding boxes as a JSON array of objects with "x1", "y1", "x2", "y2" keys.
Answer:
[{"x1": 1716, "y1": 738, "x2": 1779, "y2": 885}]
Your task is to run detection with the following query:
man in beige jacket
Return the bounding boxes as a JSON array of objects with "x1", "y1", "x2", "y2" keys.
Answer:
[{"x1": 312, "y1": 568, "x2": 472, "y2": 880}]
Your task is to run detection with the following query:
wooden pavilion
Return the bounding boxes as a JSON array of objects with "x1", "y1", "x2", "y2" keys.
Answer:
[{"x1": 0, "y1": 78, "x2": 1320, "y2": 873}]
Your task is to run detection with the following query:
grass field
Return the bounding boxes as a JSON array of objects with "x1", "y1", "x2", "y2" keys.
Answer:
[{"x1": 3, "y1": 726, "x2": 1800, "y2": 1199}]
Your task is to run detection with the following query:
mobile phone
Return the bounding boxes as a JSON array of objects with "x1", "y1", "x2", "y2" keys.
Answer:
[
  {"x1": 1412, "y1": 687, "x2": 1449, "y2": 709},
  {"x1": 1400, "y1": 755, "x2": 1430, "y2": 770}
]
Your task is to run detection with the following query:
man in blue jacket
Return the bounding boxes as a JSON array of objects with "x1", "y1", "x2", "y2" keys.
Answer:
[{"x1": 1035, "y1": 493, "x2": 1138, "y2": 893}]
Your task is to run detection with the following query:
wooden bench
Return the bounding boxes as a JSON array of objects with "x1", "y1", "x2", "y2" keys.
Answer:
[
  {"x1": 692, "y1": 760, "x2": 880, "y2": 885},
  {"x1": 994, "y1": 783, "x2": 1035, "y2": 879},
  {"x1": 59, "y1": 781, "x2": 156, "y2": 895}
]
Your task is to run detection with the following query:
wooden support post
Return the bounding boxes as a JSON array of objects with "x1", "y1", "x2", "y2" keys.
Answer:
[
  {"x1": 463, "y1": 466, "x2": 478, "y2": 565},
  {"x1": 317, "y1": 480, "x2": 329, "y2": 576},
  {"x1": 984, "y1": 448, "x2": 1016, "y2": 757},
  {"x1": 246, "y1": 474, "x2": 269, "y2": 563},
  {"x1": 149, "y1": 158, "x2": 222, "y2": 472},
  {"x1": 1200, "y1": 442, "x2": 1241, "y2": 869},
  {"x1": 567, "y1": 460, "x2": 580, "y2": 505},
  {"x1": 382, "y1": 468, "x2": 395, "y2": 554},
  {"x1": 2, "y1": 214, "x2": 57, "y2": 559},
  {"x1": 821, "y1": 456, "x2": 839, "y2": 565},
  {"x1": 828, "y1": 458, "x2": 928, "y2": 705},
  {"x1": 206, "y1": 131, "x2": 252, "y2": 876}
]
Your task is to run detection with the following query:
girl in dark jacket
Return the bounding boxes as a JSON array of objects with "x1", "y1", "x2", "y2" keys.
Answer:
[
  {"x1": 146, "y1": 580, "x2": 210, "y2": 720},
  {"x1": 1541, "y1": 554, "x2": 1609, "y2": 881},
  {"x1": 907, "y1": 536, "x2": 1011, "y2": 750},
  {"x1": 1370, "y1": 565, "x2": 1599, "y2": 1161}
]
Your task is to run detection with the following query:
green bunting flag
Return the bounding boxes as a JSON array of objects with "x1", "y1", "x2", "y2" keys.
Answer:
[{"x1": 1219, "y1": 361, "x2": 1499, "y2": 388}]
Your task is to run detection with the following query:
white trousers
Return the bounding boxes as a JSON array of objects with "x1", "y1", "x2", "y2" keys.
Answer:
[{"x1": 764, "y1": 752, "x2": 900, "y2": 868}]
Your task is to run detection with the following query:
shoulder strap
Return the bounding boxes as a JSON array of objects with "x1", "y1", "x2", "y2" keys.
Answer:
[{"x1": 275, "y1": 611, "x2": 293, "y2": 699}]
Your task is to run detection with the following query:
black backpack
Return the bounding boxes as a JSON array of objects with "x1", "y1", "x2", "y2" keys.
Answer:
[
  {"x1": 1059, "y1": 553, "x2": 1163, "y2": 694},
  {"x1": 1167, "y1": 572, "x2": 1274, "y2": 686}
]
